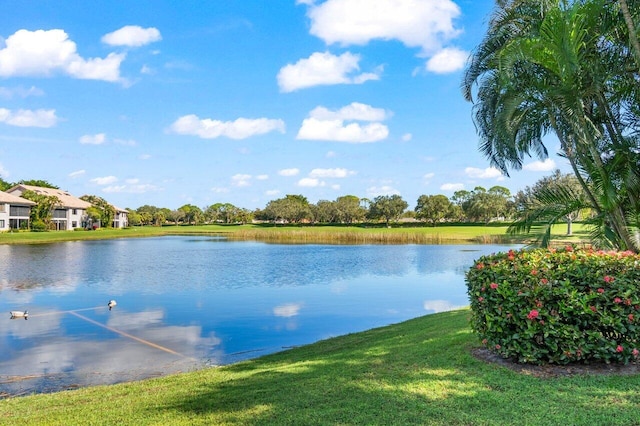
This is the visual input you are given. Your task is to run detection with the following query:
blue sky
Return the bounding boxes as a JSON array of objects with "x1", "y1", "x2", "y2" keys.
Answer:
[{"x1": 0, "y1": 0, "x2": 568, "y2": 210}]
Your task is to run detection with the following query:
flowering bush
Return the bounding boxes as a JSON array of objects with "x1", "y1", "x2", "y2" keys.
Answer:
[{"x1": 466, "y1": 247, "x2": 640, "y2": 364}]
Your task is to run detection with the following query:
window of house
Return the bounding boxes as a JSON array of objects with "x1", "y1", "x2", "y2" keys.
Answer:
[
  {"x1": 9, "y1": 206, "x2": 30, "y2": 217},
  {"x1": 73, "y1": 209, "x2": 77, "y2": 215},
  {"x1": 0, "y1": 219, "x2": 5, "y2": 228},
  {"x1": 0, "y1": 204, "x2": 6, "y2": 212}
]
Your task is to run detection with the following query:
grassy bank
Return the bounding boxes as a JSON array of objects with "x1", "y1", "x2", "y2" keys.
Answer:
[
  {"x1": 0, "y1": 223, "x2": 589, "y2": 245},
  {"x1": 1, "y1": 309, "x2": 638, "y2": 425}
]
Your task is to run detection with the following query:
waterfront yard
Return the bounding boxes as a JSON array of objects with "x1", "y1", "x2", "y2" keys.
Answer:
[{"x1": 1, "y1": 309, "x2": 639, "y2": 425}]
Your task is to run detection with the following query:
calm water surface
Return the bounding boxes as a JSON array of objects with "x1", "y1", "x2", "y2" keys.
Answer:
[{"x1": 0, "y1": 236, "x2": 516, "y2": 396}]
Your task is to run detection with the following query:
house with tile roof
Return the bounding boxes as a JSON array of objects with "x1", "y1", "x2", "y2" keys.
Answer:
[
  {"x1": 7, "y1": 184, "x2": 92, "y2": 231},
  {"x1": 0, "y1": 190, "x2": 37, "y2": 230},
  {"x1": 112, "y1": 205, "x2": 129, "y2": 228}
]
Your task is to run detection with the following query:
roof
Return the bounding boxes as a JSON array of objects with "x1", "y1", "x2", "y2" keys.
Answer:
[
  {"x1": 6, "y1": 185, "x2": 92, "y2": 209},
  {"x1": 0, "y1": 190, "x2": 37, "y2": 206}
]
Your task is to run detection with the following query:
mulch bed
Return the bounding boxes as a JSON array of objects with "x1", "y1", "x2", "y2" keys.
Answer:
[{"x1": 472, "y1": 348, "x2": 640, "y2": 378}]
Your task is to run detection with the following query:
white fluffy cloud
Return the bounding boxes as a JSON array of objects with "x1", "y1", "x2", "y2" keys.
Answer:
[
  {"x1": 169, "y1": 115, "x2": 285, "y2": 139},
  {"x1": 0, "y1": 29, "x2": 124, "y2": 82},
  {"x1": 309, "y1": 168, "x2": 354, "y2": 178},
  {"x1": 91, "y1": 176, "x2": 118, "y2": 185},
  {"x1": 277, "y1": 51, "x2": 381, "y2": 92},
  {"x1": 440, "y1": 183, "x2": 464, "y2": 191},
  {"x1": 278, "y1": 168, "x2": 300, "y2": 177},
  {"x1": 79, "y1": 133, "x2": 106, "y2": 145},
  {"x1": 68, "y1": 170, "x2": 86, "y2": 178},
  {"x1": 425, "y1": 47, "x2": 468, "y2": 73},
  {"x1": 308, "y1": 102, "x2": 390, "y2": 121},
  {"x1": 297, "y1": 102, "x2": 389, "y2": 143},
  {"x1": 524, "y1": 158, "x2": 556, "y2": 172},
  {"x1": 465, "y1": 167, "x2": 503, "y2": 179},
  {"x1": 0, "y1": 108, "x2": 58, "y2": 127},
  {"x1": 103, "y1": 182, "x2": 160, "y2": 193},
  {"x1": 273, "y1": 303, "x2": 303, "y2": 317},
  {"x1": 232, "y1": 174, "x2": 252, "y2": 187},
  {"x1": 298, "y1": 177, "x2": 325, "y2": 187},
  {"x1": 304, "y1": 0, "x2": 461, "y2": 54},
  {"x1": 101, "y1": 26, "x2": 162, "y2": 47}
]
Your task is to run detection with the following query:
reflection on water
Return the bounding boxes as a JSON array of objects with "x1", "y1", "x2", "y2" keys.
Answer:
[{"x1": 0, "y1": 237, "x2": 516, "y2": 396}]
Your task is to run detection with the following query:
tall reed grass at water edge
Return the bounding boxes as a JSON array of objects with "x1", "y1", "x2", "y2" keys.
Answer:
[{"x1": 226, "y1": 229, "x2": 511, "y2": 244}]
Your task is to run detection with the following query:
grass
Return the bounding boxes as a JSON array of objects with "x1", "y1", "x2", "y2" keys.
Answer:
[
  {"x1": 0, "y1": 222, "x2": 590, "y2": 245},
  {"x1": 2, "y1": 309, "x2": 639, "y2": 425}
]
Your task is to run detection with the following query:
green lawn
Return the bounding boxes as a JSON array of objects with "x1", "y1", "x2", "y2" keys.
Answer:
[
  {"x1": 2, "y1": 309, "x2": 638, "y2": 425},
  {"x1": 0, "y1": 222, "x2": 589, "y2": 245}
]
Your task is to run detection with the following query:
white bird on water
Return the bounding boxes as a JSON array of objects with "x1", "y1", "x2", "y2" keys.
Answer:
[
  {"x1": 10, "y1": 310, "x2": 28, "y2": 320},
  {"x1": 108, "y1": 300, "x2": 117, "y2": 310}
]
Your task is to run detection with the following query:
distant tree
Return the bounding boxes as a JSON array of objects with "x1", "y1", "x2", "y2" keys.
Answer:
[
  {"x1": 235, "y1": 208, "x2": 253, "y2": 224},
  {"x1": 153, "y1": 210, "x2": 167, "y2": 226},
  {"x1": 18, "y1": 179, "x2": 58, "y2": 189},
  {"x1": 137, "y1": 205, "x2": 159, "y2": 215},
  {"x1": 335, "y1": 195, "x2": 366, "y2": 223},
  {"x1": 0, "y1": 177, "x2": 12, "y2": 191},
  {"x1": 415, "y1": 194, "x2": 454, "y2": 226},
  {"x1": 81, "y1": 195, "x2": 116, "y2": 228},
  {"x1": 368, "y1": 195, "x2": 408, "y2": 227},
  {"x1": 512, "y1": 170, "x2": 587, "y2": 239},
  {"x1": 139, "y1": 212, "x2": 153, "y2": 226},
  {"x1": 314, "y1": 200, "x2": 339, "y2": 223},
  {"x1": 465, "y1": 186, "x2": 512, "y2": 223},
  {"x1": 21, "y1": 190, "x2": 60, "y2": 230},
  {"x1": 178, "y1": 204, "x2": 203, "y2": 225},
  {"x1": 263, "y1": 195, "x2": 312, "y2": 224},
  {"x1": 126, "y1": 209, "x2": 142, "y2": 226},
  {"x1": 166, "y1": 209, "x2": 185, "y2": 225}
]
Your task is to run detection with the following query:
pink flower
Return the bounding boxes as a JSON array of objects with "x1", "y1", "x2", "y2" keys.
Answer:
[
  {"x1": 478, "y1": 297, "x2": 484, "y2": 302},
  {"x1": 490, "y1": 283, "x2": 499, "y2": 290},
  {"x1": 476, "y1": 263, "x2": 484, "y2": 270},
  {"x1": 482, "y1": 339, "x2": 488, "y2": 345},
  {"x1": 616, "y1": 345, "x2": 624, "y2": 353},
  {"x1": 495, "y1": 344, "x2": 501, "y2": 350},
  {"x1": 604, "y1": 275, "x2": 615, "y2": 283},
  {"x1": 590, "y1": 306, "x2": 597, "y2": 312},
  {"x1": 565, "y1": 245, "x2": 573, "y2": 252},
  {"x1": 597, "y1": 288, "x2": 605, "y2": 294},
  {"x1": 614, "y1": 297, "x2": 622, "y2": 304},
  {"x1": 531, "y1": 269, "x2": 538, "y2": 276},
  {"x1": 629, "y1": 314, "x2": 634, "y2": 322},
  {"x1": 527, "y1": 310, "x2": 539, "y2": 320},
  {"x1": 540, "y1": 278, "x2": 549, "y2": 284},
  {"x1": 633, "y1": 349, "x2": 639, "y2": 358}
]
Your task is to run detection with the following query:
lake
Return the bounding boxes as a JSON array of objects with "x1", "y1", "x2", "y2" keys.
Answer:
[{"x1": 0, "y1": 236, "x2": 516, "y2": 396}]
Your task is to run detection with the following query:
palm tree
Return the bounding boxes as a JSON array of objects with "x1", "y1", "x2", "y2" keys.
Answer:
[
  {"x1": 617, "y1": 0, "x2": 640, "y2": 69},
  {"x1": 463, "y1": 0, "x2": 640, "y2": 250}
]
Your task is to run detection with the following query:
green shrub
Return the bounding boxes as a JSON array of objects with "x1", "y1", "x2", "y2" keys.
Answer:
[
  {"x1": 30, "y1": 220, "x2": 47, "y2": 232},
  {"x1": 466, "y1": 247, "x2": 640, "y2": 364}
]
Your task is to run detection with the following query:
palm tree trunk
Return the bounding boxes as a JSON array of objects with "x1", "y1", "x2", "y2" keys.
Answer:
[{"x1": 618, "y1": 0, "x2": 640, "y2": 70}]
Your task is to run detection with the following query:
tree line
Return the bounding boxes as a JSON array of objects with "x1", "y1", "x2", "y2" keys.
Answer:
[
  {"x1": 126, "y1": 185, "x2": 522, "y2": 227},
  {"x1": 3, "y1": 173, "x2": 590, "y2": 229}
]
